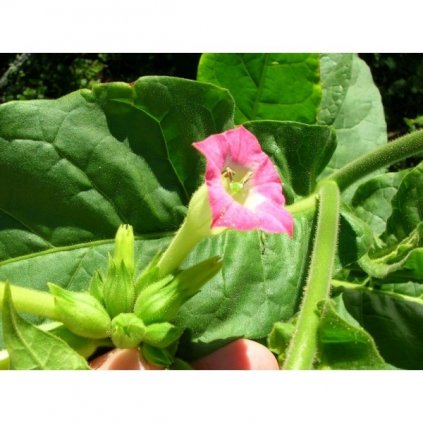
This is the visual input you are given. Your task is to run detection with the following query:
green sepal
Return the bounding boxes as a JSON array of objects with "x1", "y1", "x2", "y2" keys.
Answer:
[
  {"x1": 114, "y1": 224, "x2": 135, "y2": 277},
  {"x1": 103, "y1": 257, "x2": 135, "y2": 318},
  {"x1": 144, "y1": 322, "x2": 183, "y2": 348},
  {"x1": 134, "y1": 250, "x2": 162, "y2": 297},
  {"x1": 89, "y1": 271, "x2": 105, "y2": 304},
  {"x1": 134, "y1": 256, "x2": 222, "y2": 324},
  {"x1": 141, "y1": 344, "x2": 173, "y2": 367},
  {"x1": 48, "y1": 283, "x2": 111, "y2": 339},
  {"x1": 111, "y1": 313, "x2": 146, "y2": 349}
]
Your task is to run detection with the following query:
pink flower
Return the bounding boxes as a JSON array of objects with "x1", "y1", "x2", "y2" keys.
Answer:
[{"x1": 193, "y1": 126, "x2": 293, "y2": 235}]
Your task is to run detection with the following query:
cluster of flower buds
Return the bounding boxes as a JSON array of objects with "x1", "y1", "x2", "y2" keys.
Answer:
[{"x1": 48, "y1": 224, "x2": 222, "y2": 367}]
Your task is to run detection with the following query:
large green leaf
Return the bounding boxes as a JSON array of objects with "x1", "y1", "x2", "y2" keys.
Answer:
[
  {"x1": 2, "y1": 283, "x2": 90, "y2": 369},
  {"x1": 317, "y1": 53, "x2": 353, "y2": 125},
  {"x1": 317, "y1": 295, "x2": 391, "y2": 370},
  {"x1": 177, "y1": 217, "x2": 312, "y2": 360},
  {"x1": 319, "y1": 54, "x2": 387, "y2": 185},
  {"x1": 244, "y1": 120, "x2": 336, "y2": 197},
  {"x1": 0, "y1": 77, "x2": 234, "y2": 261},
  {"x1": 197, "y1": 53, "x2": 321, "y2": 124},
  {"x1": 338, "y1": 282, "x2": 423, "y2": 369}
]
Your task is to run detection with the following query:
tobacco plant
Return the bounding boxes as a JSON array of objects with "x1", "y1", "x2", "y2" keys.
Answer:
[{"x1": 0, "y1": 53, "x2": 422, "y2": 370}]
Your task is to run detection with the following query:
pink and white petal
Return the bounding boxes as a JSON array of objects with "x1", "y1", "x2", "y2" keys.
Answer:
[
  {"x1": 224, "y1": 126, "x2": 264, "y2": 166},
  {"x1": 255, "y1": 201, "x2": 294, "y2": 235},
  {"x1": 253, "y1": 181, "x2": 286, "y2": 206},
  {"x1": 252, "y1": 157, "x2": 283, "y2": 187},
  {"x1": 193, "y1": 133, "x2": 229, "y2": 171}
]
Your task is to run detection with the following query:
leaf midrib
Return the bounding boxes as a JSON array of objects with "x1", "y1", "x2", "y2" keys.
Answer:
[{"x1": 0, "y1": 232, "x2": 174, "y2": 268}]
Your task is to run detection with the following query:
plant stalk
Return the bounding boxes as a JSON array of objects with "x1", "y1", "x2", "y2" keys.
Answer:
[
  {"x1": 326, "y1": 129, "x2": 423, "y2": 191},
  {"x1": 0, "y1": 281, "x2": 58, "y2": 321},
  {"x1": 282, "y1": 180, "x2": 340, "y2": 370}
]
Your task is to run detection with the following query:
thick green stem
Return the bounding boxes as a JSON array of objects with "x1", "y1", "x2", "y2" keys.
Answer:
[
  {"x1": 285, "y1": 193, "x2": 317, "y2": 216},
  {"x1": 156, "y1": 217, "x2": 206, "y2": 277},
  {"x1": 326, "y1": 129, "x2": 423, "y2": 191},
  {"x1": 283, "y1": 181, "x2": 340, "y2": 370},
  {"x1": 156, "y1": 184, "x2": 219, "y2": 277},
  {"x1": 0, "y1": 282, "x2": 58, "y2": 321}
]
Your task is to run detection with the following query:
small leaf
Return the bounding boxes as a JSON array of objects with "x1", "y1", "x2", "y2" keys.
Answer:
[
  {"x1": 359, "y1": 222, "x2": 423, "y2": 280},
  {"x1": 267, "y1": 321, "x2": 295, "y2": 366},
  {"x1": 337, "y1": 208, "x2": 375, "y2": 269},
  {"x1": 386, "y1": 161, "x2": 423, "y2": 243},
  {"x1": 317, "y1": 295, "x2": 391, "y2": 370},
  {"x1": 2, "y1": 283, "x2": 90, "y2": 370}
]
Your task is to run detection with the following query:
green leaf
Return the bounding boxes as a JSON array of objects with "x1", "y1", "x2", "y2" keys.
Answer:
[
  {"x1": 197, "y1": 53, "x2": 321, "y2": 124},
  {"x1": 337, "y1": 208, "x2": 375, "y2": 269},
  {"x1": 267, "y1": 320, "x2": 295, "y2": 367},
  {"x1": 141, "y1": 344, "x2": 173, "y2": 367},
  {"x1": 318, "y1": 53, "x2": 353, "y2": 125},
  {"x1": 386, "y1": 161, "x2": 423, "y2": 242},
  {"x1": 319, "y1": 55, "x2": 387, "y2": 193},
  {"x1": 1, "y1": 283, "x2": 90, "y2": 369},
  {"x1": 351, "y1": 171, "x2": 406, "y2": 237},
  {"x1": 0, "y1": 76, "x2": 234, "y2": 261},
  {"x1": 177, "y1": 217, "x2": 313, "y2": 360},
  {"x1": 336, "y1": 281, "x2": 423, "y2": 369},
  {"x1": 358, "y1": 222, "x2": 423, "y2": 280},
  {"x1": 316, "y1": 295, "x2": 391, "y2": 370},
  {"x1": 244, "y1": 120, "x2": 336, "y2": 197}
]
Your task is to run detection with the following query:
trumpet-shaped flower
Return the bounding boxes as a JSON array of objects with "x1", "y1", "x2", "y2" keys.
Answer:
[{"x1": 193, "y1": 126, "x2": 293, "y2": 235}]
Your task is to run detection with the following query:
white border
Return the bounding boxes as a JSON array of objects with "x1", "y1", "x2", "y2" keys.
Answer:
[
  {"x1": 1, "y1": 0, "x2": 421, "y2": 52},
  {"x1": 0, "y1": 371, "x2": 421, "y2": 422}
]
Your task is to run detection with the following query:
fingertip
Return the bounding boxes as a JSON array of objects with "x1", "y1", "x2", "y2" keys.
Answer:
[
  {"x1": 192, "y1": 339, "x2": 279, "y2": 370},
  {"x1": 90, "y1": 348, "x2": 161, "y2": 370}
]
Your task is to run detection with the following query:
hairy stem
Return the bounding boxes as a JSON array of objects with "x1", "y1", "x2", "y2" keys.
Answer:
[
  {"x1": 283, "y1": 181, "x2": 340, "y2": 370},
  {"x1": 0, "y1": 281, "x2": 58, "y2": 321},
  {"x1": 326, "y1": 129, "x2": 423, "y2": 191}
]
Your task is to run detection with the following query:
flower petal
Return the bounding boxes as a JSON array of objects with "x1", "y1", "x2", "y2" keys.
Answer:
[{"x1": 193, "y1": 126, "x2": 293, "y2": 235}]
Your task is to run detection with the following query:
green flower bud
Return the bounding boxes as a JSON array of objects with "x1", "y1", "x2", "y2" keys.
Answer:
[
  {"x1": 111, "y1": 313, "x2": 146, "y2": 349},
  {"x1": 103, "y1": 258, "x2": 135, "y2": 318},
  {"x1": 141, "y1": 344, "x2": 173, "y2": 367},
  {"x1": 48, "y1": 283, "x2": 111, "y2": 339},
  {"x1": 144, "y1": 322, "x2": 183, "y2": 348},
  {"x1": 134, "y1": 256, "x2": 222, "y2": 324},
  {"x1": 114, "y1": 224, "x2": 135, "y2": 277}
]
